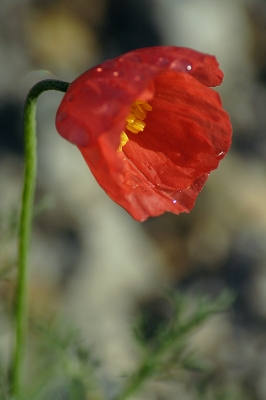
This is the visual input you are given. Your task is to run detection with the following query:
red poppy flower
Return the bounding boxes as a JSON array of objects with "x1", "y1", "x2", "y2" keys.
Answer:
[{"x1": 55, "y1": 46, "x2": 232, "y2": 221}]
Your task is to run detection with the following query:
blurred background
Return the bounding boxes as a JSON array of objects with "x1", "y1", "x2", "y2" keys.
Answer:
[{"x1": 1, "y1": 0, "x2": 266, "y2": 399}]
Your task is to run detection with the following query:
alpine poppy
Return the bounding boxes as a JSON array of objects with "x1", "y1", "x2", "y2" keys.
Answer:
[{"x1": 55, "y1": 46, "x2": 232, "y2": 221}]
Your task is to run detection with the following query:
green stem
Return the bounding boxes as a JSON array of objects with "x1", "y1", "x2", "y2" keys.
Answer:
[
  {"x1": 10, "y1": 79, "x2": 69, "y2": 398},
  {"x1": 114, "y1": 361, "x2": 154, "y2": 400},
  {"x1": 114, "y1": 297, "x2": 225, "y2": 400}
]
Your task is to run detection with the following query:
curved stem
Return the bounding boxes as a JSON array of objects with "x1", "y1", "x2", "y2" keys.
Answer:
[{"x1": 10, "y1": 79, "x2": 69, "y2": 398}]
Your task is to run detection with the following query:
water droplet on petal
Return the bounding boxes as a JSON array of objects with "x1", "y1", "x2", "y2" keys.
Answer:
[
  {"x1": 97, "y1": 67, "x2": 103, "y2": 72},
  {"x1": 156, "y1": 57, "x2": 170, "y2": 67},
  {"x1": 216, "y1": 151, "x2": 225, "y2": 159},
  {"x1": 123, "y1": 172, "x2": 140, "y2": 188},
  {"x1": 125, "y1": 180, "x2": 139, "y2": 189},
  {"x1": 172, "y1": 199, "x2": 177, "y2": 204},
  {"x1": 170, "y1": 59, "x2": 193, "y2": 72}
]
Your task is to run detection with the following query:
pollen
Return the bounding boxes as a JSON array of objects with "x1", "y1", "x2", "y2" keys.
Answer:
[{"x1": 118, "y1": 100, "x2": 152, "y2": 152}]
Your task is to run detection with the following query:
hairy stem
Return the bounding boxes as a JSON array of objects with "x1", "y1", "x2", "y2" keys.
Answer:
[{"x1": 10, "y1": 79, "x2": 69, "y2": 398}]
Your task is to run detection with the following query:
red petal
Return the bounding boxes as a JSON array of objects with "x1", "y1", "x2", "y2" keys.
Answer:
[
  {"x1": 55, "y1": 46, "x2": 232, "y2": 221},
  {"x1": 133, "y1": 46, "x2": 224, "y2": 86},
  {"x1": 56, "y1": 47, "x2": 224, "y2": 148},
  {"x1": 123, "y1": 70, "x2": 231, "y2": 191}
]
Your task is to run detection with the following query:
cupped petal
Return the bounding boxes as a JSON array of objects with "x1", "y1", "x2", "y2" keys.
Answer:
[
  {"x1": 131, "y1": 46, "x2": 224, "y2": 86},
  {"x1": 79, "y1": 143, "x2": 209, "y2": 221},
  {"x1": 56, "y1": 46, "x2": 224, "y2": 149},
  {"x1": 55, "y1": 46, "x2": 232, "y2": 221},
  {"x1": 123, "y1": 70, "x2": 232, "y2": 191}
]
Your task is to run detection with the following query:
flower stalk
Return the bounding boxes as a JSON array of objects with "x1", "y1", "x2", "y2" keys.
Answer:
[{"x1": 10, "y1": 79, "x2": 69, "y2": 398}]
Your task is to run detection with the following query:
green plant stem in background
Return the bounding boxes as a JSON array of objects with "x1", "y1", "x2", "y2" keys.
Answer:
[
  {"x1": 10, "y1": 79, "x2": 69, "y2": 398},
  {"x1": 113, "y1": 291, "x2": 233, "y2": 400}
]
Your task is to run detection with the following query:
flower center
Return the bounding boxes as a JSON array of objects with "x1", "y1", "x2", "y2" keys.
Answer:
[{"x1": 118, "y1": 100, "x2": 152, "y2": 152}]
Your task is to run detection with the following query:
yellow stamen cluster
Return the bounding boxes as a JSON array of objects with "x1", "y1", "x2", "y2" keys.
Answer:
[{"x1": 118, "y1": 100, "x2": 152, "y2": 152}]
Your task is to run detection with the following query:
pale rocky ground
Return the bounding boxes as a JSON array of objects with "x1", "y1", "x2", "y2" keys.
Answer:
[{"x1": 1, "y1": 0, "x2": 266, "y2": 399}]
